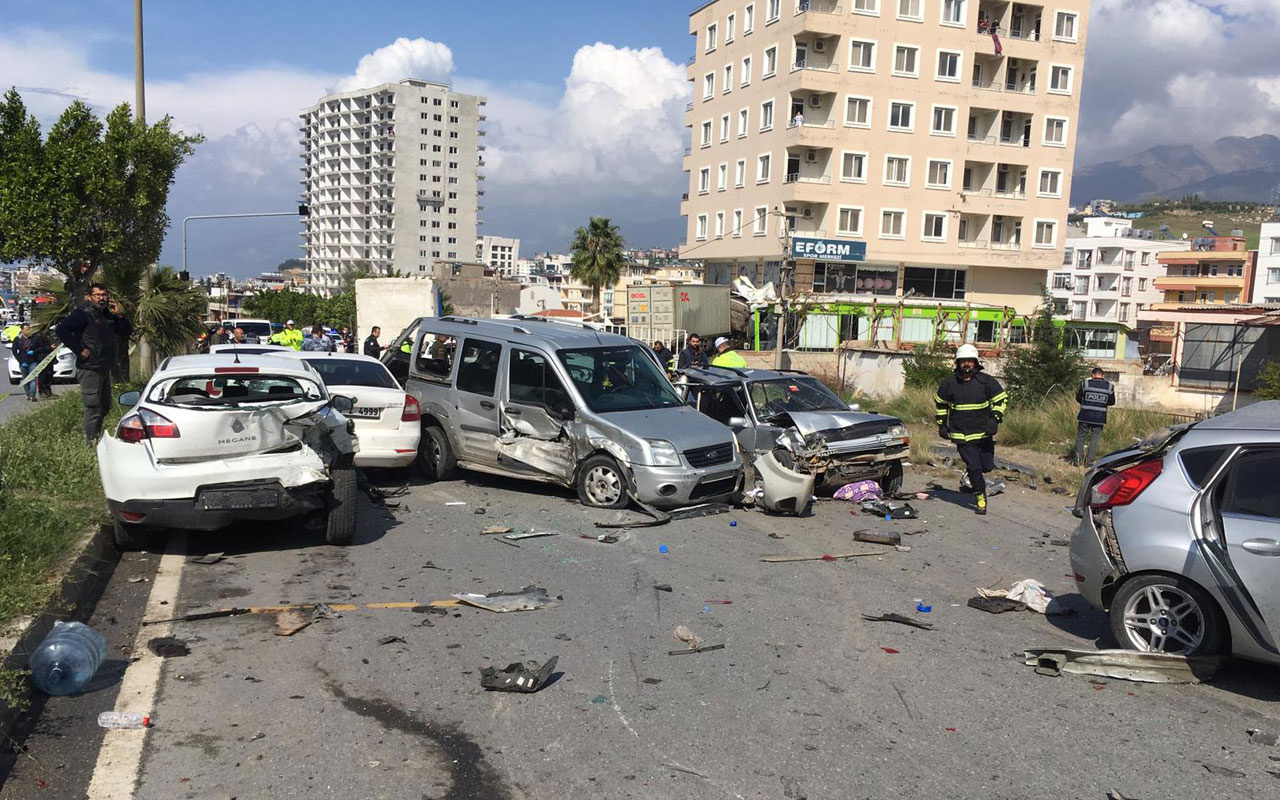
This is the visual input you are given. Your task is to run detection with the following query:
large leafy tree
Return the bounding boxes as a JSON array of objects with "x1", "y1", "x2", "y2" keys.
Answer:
[
  {"x1": 0, "y1": 89, "x2": 45, "y2": 263},
  {"x1": 1003, "y1": 290, "x2": 1087, "y2": 406},
  {"x1": 568, "y1": 217, "x2": 624, "y2": 315}
]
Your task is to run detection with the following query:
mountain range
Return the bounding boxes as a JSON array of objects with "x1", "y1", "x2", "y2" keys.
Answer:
[{"x1": 1071, "y1": 134, "x2": 1280, "y2": 206}]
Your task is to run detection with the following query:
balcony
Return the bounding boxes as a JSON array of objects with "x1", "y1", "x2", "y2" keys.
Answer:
[
  {"x1": 784, "y1": 173, "x2": 832, "y2": 185},
  {"x1": 791, "y1": 60, "x2": 838, "y2": 75},
  {"x1": 796, "y1": 0, "x2": 842, "y2": 14},
  {"x1": 958, "y1": 239, "x2": 990, "y2": 250}
]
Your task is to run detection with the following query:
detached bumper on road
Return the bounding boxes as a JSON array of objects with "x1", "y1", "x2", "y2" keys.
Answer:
[{"x1": 108, "y1": 479, "x2": 327, "y2": 531}]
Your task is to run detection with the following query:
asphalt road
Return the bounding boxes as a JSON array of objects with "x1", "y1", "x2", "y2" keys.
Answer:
[
  {"x1": 0, "y1": 383, "x2": 71, "y2": 425},
  {"x1": 3, "y1": 466, "x2": 1279, "y2": 799}
]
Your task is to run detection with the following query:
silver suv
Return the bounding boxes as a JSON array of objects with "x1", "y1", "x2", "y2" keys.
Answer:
[
  {"x1": 1070, "y1": 401, "x2": 1280, "y2": 665},
  {"x1": 382, "y1": 317, "x2": 742, "y2": 509}
]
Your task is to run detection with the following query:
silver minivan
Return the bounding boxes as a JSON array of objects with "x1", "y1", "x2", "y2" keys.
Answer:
[{"x1": 382, "y1": 316, "x2": 742, "y2": 508}]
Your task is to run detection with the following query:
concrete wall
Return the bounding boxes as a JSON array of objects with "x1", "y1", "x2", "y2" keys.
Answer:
[
  {"x1": 740, "y1": 347, "x2": 910, "y2": 399},
  {"x1": 355, "y1": 278, "x2": 437, "y2": 343},
  {"x1": 439, "y1": 278, "x2": 522, "y2": 318}
]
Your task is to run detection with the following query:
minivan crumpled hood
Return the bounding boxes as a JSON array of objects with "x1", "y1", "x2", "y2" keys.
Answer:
[
  {"x1": 603, "y1": 405, "x2": 735, "y2": 451},
  {"x1": 783, "y1": 410, "x2": 898, "y2": 438}
]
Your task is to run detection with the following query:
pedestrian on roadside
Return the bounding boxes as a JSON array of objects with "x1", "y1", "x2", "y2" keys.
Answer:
[
  {"x1": 302, "y1": 323, "x2": 335, "y2": 352},
  {"x1": 279, "y1": 319, "x2": 303, "y2": 350},
  {"x1": 14, "y1": 323, "x2": 41, "y2": 401},
  {"x1": 710, "y1": 336, "x2": 747, "y2": 368},
  {"x1": 363, "y1": 326, "x2": 383, "y2": 358},
  {"x1": 651, "y1": 340, "x2": 669, "y2": 366},
  {"x1": 934, "y1": 343, "x2": 1008, "y2": 516},
  {"x1": 677, "y1": 334, "x2": 709, "y2": 370},
  {"x1": 340, "y1": 327, "x2": 356, "y2": 353},
  {"x1": 55, "y1": 284, "x2": 133, "y2": 444},
  {"x1": 30, "y1": 326, "x2": 53, "y2": 398},
  {"x1": 1074, "y1": 366, "x2": 1116, "y2": 466}
]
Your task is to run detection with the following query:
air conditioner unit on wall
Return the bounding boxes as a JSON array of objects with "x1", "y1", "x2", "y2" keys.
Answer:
[
  {"x1": 802, "y1": 208, "x2": 813, "y2": 218},
  {"x1": 808, "y1": 95, "x2": 821, "y2": 107},
  {"x1": 806, "y1": 150, "x2": 818, "y2": 163},
  {"x1": 813, "y1": 40, "x2": 827, "y2": 53}
]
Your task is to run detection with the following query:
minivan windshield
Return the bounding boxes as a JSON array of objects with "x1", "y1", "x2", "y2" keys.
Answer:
[
  {"x1": 749, "y1": 377, "x2": 849, "y2": 419},
  {"x1": 226, "y1": 321, "x2": 272, "y2": 340},
  {"x1": 557, "y1": 345, "x2": 684, "y2": 413}
]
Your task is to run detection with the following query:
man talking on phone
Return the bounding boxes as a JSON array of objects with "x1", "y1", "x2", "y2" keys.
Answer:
[{"x1": 56, "y1": 283, "x2": 133, "y2": 443}]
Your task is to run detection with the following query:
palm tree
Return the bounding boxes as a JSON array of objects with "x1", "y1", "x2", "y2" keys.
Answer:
[{"x1": 568, "y1": 217, "x2": 624, "y2": 316}]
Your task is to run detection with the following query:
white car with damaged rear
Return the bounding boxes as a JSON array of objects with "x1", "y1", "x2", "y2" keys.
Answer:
[
  {"x1": 97, "y1": 354, "x2": 361, "y2": 550},
  {"x1": 275, "y1": 350, "x2": 421, "y2": 468}
]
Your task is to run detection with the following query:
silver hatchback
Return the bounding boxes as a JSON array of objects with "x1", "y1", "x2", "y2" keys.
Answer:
[{"x1": 1070, "y1": 401, "x2": 1280, "y2": 665}]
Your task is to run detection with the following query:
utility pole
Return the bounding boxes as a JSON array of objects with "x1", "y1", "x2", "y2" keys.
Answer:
[
  {"x1": 134, "y1": 0, "x2": 145, "y2": 123},
  {"x1": 773, "y1": 207, "x2": 792, "y2": 369}
]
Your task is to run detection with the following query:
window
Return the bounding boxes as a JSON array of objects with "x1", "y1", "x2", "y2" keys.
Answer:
[
  {"x1": 412, "y1": 333, "x2": 457, "y2": 383},
  {"x1": 1044, "y1": 117, "x2": 1068, "y2": 146},
  {"x1": 703, "y1": 73, "x2": 715, "y2": 99},
  {"x1": 884, "y1": 155, "x2": 909, "y2": 185},
  {"x1": 1054, "y1": 11, "x2": 1078, "y2": 41},
  {"x1": 941, "y1": 0, "x2": 965, "y2": 24},
  {"x1": 757, "y1": 153, "x2": 772, "y2": 182},
  {"x1": 738, "y1": 107, "x2": 749, "y2": 136},
  {"x1": 720, "y1": 113, "x2": 731, "y2": 142},
  {"x1": 753, "y1": 206, "x2": 768, "y2": 235},
  {"x1": 1072, "y1": 300, "x2": 1087, "y2": 318},
  {"x1": 1139, "y1": 277, "x2": 1148, "y2": 291},
  {"x1": 1222, "y1": 450, "x2": 1280, "y2": 519},
  {"x1": 903, "y1": 267, "x2": 966, "y2": 299},
  {"x1": 1073, "y1": 276, "x2": 1088, "y2": 294},
  {"x1": 744, "y1": 3, "x2": 755, "y2": 33},
  {"x1": 880, "y1": 209, "x2": 906, "y2": 238},
  {"x1": 888, "y1": 101, "x2": 914, "y2": 131},
  {"x1": 1122, "y1": 277, "x2": 1133, "y2": 296},
  {"x1": 735, "y1": 159, "x2": 746, "y2": 186},
  {"x1": 764, "y1": 46, "x2": 778, "y2": 77},
  {"x1": 698, "y1": 167, "x2": 709, "y2": 195},
  {"x1": 1034, "y1": 219, "x2": 1057, "y2": 248},
  {"x1": 848, "y1": 39, "x2": 876, "y2": 72},
  {"x1": 726, "y1": 13, "x2": 736, "y2": 42},
  {"x1": 1050, "y1": 65, "x2": 1073, "y2": 94},
  {"x1": 706, "y1": 23, "x2": 718, "y2": 52},
  {"x1": 922, "y1": 212, "x2": 947, "y2": 241},
  {"x1": 1051, "y1": 272, "x2": 1071, "y2": 290},
  {"x1": 456, "y1": 339, "x2": 502, "y2": 397},
  {"x1": 837, "y1": 206, "x2": 864, "y2": 236},
  {"x1": 897, "y1": 0, "x2": 922, "y2": 20},
  {"x1": 852, "y1": 0, "x2": 879, "y2": 14},
  {"x1": 733, "y1": 209, "x2": 743, "y2": 237},
  {"x1": 723, "y1": 64, "x2": 734, "y2": 93},
  {"x1": 715, "y1": 211, "x2": 725, "y2": 238},
  {"x1": 926, "y1": 159, "x2": 951, "y2": 189},
  {"x1": 696, "y1": 214, "x2": 709, "y2": 240},
  {"x1": 767, "y1": 0, "x2": 780, "y2": 22},
  {"x1": 931, "y1": 105, "x2": 957, "y2": 135},
  {"x1": 1038, "y1": 169, "x2": 1062, "y2": 197},
  {"x1": 840, "y1": 151, "x2": 867, "y2": 182},
  {"x1": 760, "y1": 100, "x2": 775, "y2": 130},
  {"x1": 701, "y1": 120, "x2": 713, "y2": 147},
  {"x1": 893, "y1": 45, "x2": 919, "y2": 77},
  {"x1": 845, "y1": 96, "x2": 871, "y2": 127},
  {"x1": 936, "y1": 51, "x2": 961, "y2": 82},
  {"x1": 717, "y1": 163, "x2": 728, "y2": 191},
  {"x1": 509, "y1": 349, "x2": 571, "y2": 415}
]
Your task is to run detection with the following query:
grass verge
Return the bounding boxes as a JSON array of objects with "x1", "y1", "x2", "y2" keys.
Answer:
[{"x1": 0, "y1": 391, "x2": 121, "y2": 630}]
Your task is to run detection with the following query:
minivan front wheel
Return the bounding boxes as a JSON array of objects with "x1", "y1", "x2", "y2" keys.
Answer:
[
  {"x1": 418, "y1": 425, "x2": 457, "y2": 481},
  {"x1": 577, "y1": 455, "x2": 630, "y2": 509},
  {"x1": 1110, "y1": 574, "x2": 1227, "y2": 657}
]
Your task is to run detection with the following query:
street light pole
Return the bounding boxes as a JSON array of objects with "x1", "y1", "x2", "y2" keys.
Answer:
[{"x1": 133, "y1": 0, "x2": 145, "y2": 123}]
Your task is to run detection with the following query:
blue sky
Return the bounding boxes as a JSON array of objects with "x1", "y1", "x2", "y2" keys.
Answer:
[{"x1": 5, "y1": 1, "x2": 1280, "y2": 277}]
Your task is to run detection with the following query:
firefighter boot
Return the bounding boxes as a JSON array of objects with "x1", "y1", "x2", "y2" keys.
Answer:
[{"x1": 975, "y1": 492, "x2": 987, "y2": 515}]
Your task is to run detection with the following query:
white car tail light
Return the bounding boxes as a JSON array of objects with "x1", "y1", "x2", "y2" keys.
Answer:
[
  {"x1": 401, "y1": 394, "x2": 421, "y2": 422},
  {"x1": 117, "y1": 408, "x2": 181, "y2": 443},
  {"x1": 1089, "y1": 459, "x2": 1162, "y2": 510}
]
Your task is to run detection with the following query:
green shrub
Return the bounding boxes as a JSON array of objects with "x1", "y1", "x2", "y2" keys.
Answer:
[
  {"x1": 1254, "y1": 361, "x2": 1280, "y2": 401},
  {"x1": 901, "y1": 343, "x2": 953, "y2": 390},
  {"x1": 1004, "y1": 291, "x2": 1087, "y2": 406}
]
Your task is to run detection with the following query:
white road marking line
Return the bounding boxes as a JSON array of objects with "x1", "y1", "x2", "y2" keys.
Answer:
[{"x1": 86, "y1": 536, "x2": 186, "y2": 800}]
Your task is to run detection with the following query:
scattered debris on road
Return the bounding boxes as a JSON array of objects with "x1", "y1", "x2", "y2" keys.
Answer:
[
  {"x1": 480, "y1": 655, "x2": 559, "y2": 692},
  {"x1": 503, "y1": 530, "x2": 557, "y2": 541},
  {"x1": 146, "y1": 637, "x2": 190, "y2": 658},
  {"x1": 967, "y1": 596, "x2": 1024, "y2": 614},
  {"x1": 761, "y1": 550, "x2": 887, "y2": 563},
  {"x1": 1247, "y1": 728, "x2": 1279, "y2": 747},
  {"x1": 1202, "y1": 763, "x2": 1246, "y2": 779},
  {"x1": 653, "y1": 584, "x2": 673, "y2": 592},
  {"x1": 273, "y1": 609, "x2": 312, "y2": 636},
  {"x1": 853, "y1": 530, "x2": 901, "y2": 546},
  {"x1": 977, "y1": 579, "x2": 1074, "y2": 615},
  {"x1": 833, "y1": 480, "x2": 882, "y2": 503},
  {"x1": 669, "y1": 644, "x2": 724, "y2": 656},
  {"x1": 859, "y1": 500, "x2": 919, "y2": 520},
  {"x1": 673, "y1": 625, "x2": 703, "y2": 650},
  {"x1": 480, "y1": 525, "x2": 513, "y2": 535},
  {"x1": 190, "y1": 552, "x2": 225, "y2": 565},
  {"x1": 452, "y1": 585, "x2": 559, "y2": 613},
  {"x1": 861, "y1": 613, "x2": 934, "y2": 631},
  {"x1": 1022, "y1": 648, "x2": 1225, "y2": 684},
  {"x1": 377, "y1": 635, "x2": 406, "y2": 646}
]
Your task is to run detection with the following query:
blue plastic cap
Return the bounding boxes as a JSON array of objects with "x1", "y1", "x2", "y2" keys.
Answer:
[{"x1": 659, "y1": 544, "x2": 669, "y2": 554}]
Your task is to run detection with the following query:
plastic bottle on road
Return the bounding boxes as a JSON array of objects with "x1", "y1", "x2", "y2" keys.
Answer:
[
  {"x1": 28, "y1": 621, "x2": 107, "y2": 696},
  {"x1": 97, "y1": 711, "x2": 150, "y2": 729}
]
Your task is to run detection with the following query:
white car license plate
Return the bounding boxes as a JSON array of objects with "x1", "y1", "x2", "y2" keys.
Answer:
[
  {"x1": 351, "y1": 406, "x2": 382, "y2": 419},
  {"x1": 199, "y1": 487, "x2": 281, "y2": 510}
]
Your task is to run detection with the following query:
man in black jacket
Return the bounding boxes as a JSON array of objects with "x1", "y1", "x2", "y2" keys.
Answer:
[
  {"x1": 14, "y1": 323, "x2": 46, "y2": 401},
  {"x1": 1074, "y1": 367, "x2": 1116, "y2": 466},
  {"x1": 56, "y1": 284, "x2": 133, "y2": 443},
  {"x1": 935, "y1": 343, "x2": 1008, "y2": 515},
  {"x1": 676, "y1": 333, "x2": 709, "y2": 370},
  {"x1": 363, "y1": 326, "x2": 383, "y2": 358}
]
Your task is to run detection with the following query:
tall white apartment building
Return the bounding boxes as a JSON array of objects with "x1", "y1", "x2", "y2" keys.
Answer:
[
  {"x1": 1253, "y1": 221, "x2": 1280, "y2": 304},
  {"x1": 477, "y1": 235, "x2": 521, "y2": 276},
  {"x1": 680, "y1": 0, "x2": 1089, "y2": 317},
  {"x1": 1053, "y1": 217, "x2": 1189, "y2": 325},
  {"x1": 299, "y1": 79, "x2": 486, "y2": 297}
]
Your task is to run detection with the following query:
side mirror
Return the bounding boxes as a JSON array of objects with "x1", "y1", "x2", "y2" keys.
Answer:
[
  {"x1": 728, "y1": 416, "x2": 749, "y2": 428},
  {"x1": 331, "y1": 395, "x2": 355, "y2": 413},
  {"x1": 118, "y1": 390, "x2": 140, "y2": 407}
]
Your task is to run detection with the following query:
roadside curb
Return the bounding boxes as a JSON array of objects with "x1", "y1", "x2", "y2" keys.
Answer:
[{"x1": 0, "y1": 522, "x2": 120, "y2": 741}]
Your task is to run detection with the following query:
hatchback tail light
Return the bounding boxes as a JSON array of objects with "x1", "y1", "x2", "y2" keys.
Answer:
[
  {"x1": 401, "y1": 394, "x2": 421, "y2": 422},
  {"x1": 117, "y1": 408, "x2": 181, "y2": 443},
  {"x1": 1089, "y1": 459, "x2": 1162, "y2": 509}
]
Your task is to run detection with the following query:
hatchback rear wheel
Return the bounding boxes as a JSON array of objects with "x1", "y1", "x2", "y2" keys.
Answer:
[{"x1": 1109, "y1": 574, "x2": 1227, "y2": 657}]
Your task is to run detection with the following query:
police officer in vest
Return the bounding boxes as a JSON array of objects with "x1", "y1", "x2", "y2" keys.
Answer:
[
  {"x1": 1075, "y1": 367, "x2": 1116, "y2": 466},
  {"x1": 935, "y1": 344, "x2": 1008, "y2": 515}
]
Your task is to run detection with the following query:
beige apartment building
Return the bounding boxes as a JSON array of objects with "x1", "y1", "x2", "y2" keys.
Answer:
[{"x1": 679, "y1": 0, "x2": 1089, "y2": 318}]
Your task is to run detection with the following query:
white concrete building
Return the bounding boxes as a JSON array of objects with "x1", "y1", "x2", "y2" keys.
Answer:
[
  {"x1": 1052, "y1": 217, "x2": 1188, "y2": 325},
  {"x1": 299, "y1": 79, "x2": 487, "y2": 297},
  {"x1": 1252, "y1": 221, "x2": 1280, "y2": 303},
  {"x1": 476, "y1": 235, "x2": 520, "y2": 275}
]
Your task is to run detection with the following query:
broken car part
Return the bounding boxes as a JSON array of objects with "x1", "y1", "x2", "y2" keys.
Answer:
[
  {"x1": 1022, "y1": 647, "x2": 1225, "y2": 684},
  {"x1": 480, "y1": 655, "x2": 559, "y2": 693},
  {"x1": 452, "y1": 586, "x2": 558, "y2": 613},
  {"x1": 755, "y1": 450, "x2": 816, "y2": 515},
  {"x1": 669, "y1": 644, "x2": 725, "y2": 656},
  {"x1": 861, "y1": 613, "x2": 935, "y2": 631}
]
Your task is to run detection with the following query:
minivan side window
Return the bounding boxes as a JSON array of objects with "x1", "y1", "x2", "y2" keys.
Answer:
[
  {"x1": 455, "y1": 339, "x2": 501, "y2": 397},
  {"x1": 416, "y1": 332, "x2": 457, "y2": 384},
  {"x1": 1221, "y1": 450, "x2": 1280, "y2": 519},
  {"x1": 509, "y1": 349, "x2": 572, "y2": 416}
]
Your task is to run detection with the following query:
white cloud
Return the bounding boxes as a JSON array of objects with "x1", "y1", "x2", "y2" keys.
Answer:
[{"x1": 335, "y1": 37, "x2": 454, "y2": 92}]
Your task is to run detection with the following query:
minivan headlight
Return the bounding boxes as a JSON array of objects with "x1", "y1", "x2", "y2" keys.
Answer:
[
  {"x1": 888, "y1": 424, "x2": 907, "y2": 439},
  {"x1": 645, "y1": 439, "x2": 682, "y2": 467}
]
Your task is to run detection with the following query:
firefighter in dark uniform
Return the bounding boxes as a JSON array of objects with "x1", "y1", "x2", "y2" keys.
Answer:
[
  {"x1": 935, "y1": 343, "x2": 1009, "y2": 515},
  {"x1": 1074, "y1": 366, "x2": 1116, "y2": 466}
]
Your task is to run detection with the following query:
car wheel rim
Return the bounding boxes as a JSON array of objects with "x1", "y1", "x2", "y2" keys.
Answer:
[
  {"x1": 585, "y1": 465, "x2": 622, "y2": 506},
  {"x1": 1121, "y1": 584, "x2": 1206, "y2": 654}
]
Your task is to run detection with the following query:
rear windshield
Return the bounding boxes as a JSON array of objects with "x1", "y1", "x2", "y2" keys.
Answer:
[
  {"x1": 228, "y1": 322, "x2": 272, "y2": 339},
  {"x1": 749, "y1": 377, "x2": 848, "y2": 417},
  {"x1": 303, "y1": 358, "x2": 398, "y2": 389},
  {"x1": 150, "y1": 374, "x2": 325, "y2": 407},
  {"x1": 557, "y1": 345, "x2": 684, "y2": 413}
]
